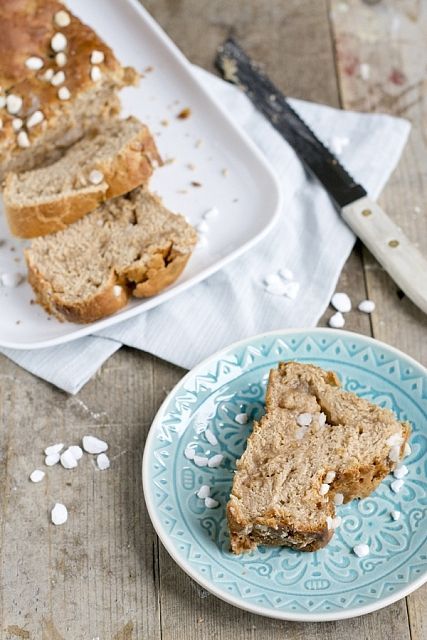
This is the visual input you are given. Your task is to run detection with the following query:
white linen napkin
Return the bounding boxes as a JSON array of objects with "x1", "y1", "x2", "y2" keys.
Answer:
[{"x1": 0, "y1": 68, "x2": 410, "y2": 393}]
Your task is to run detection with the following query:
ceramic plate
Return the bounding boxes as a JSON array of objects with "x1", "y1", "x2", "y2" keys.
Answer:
[
  {"x1": 0, "y1": 0, "x2": 281, "y2": 349},
  {"x1": 143, "y1": 328, "x2": 427, "y2": 621}
]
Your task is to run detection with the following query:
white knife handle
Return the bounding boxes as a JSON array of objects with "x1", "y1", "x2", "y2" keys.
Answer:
[{"x1": 342, "y1": 196, "x2": 427, "y2": 314}]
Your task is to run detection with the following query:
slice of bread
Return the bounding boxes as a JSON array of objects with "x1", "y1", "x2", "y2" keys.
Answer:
[
  {"x1": 227, "y1": 362, "x2": 411, "y2": 554},
  {"x1": 25, "y1": 187, "x2": 197, "y2": 323},
  {"x1": 4, "y1": 117, "x2": 160, "y2": 238}
]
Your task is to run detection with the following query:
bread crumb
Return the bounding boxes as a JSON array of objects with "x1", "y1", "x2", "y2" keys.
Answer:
[
  {"x1": 160, "y1": 119, "x2": 169, "y2": 126},
  {"x1": 144, "y1": 65, "x2": 154, "y2": 73},
  {"x1": 187, "y1": 163, "x2": 195, "y2": 170},
  {"x1": 221, "y1": 168, "x2": 229, "y2": 176},
  {"x1": 191, "y1": 181, "x2": 202, "y2": 187},
  {"x1": 177, "y1": 107, "x2": 191, "y2": 119}
]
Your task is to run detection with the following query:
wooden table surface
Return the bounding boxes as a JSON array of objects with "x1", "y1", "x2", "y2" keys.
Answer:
[{"x1": 1, "y1": 1, "x2": 426, "y2": 638}]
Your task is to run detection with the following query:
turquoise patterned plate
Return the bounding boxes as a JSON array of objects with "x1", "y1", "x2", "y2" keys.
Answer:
[{"x1": 143, "y1": 329, "x2": 427, "y2": 621}]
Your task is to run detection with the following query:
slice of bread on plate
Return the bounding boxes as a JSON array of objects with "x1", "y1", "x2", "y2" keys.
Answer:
[
  {"x1": 25, "y1": 187, "x2": 198, "y2": 323},
  {"x1": 0, "y1": 0, "x2": 138, "y2": 182},
  {"x1": 4, "y1": 116, "x2": 161, "y2": 238},
  {"x1": 227, "y1": 361, "x2": 411, "y2": 554}
]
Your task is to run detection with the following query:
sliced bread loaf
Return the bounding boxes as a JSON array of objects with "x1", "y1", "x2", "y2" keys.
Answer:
[
  {"x1": 227, "y1": 362, "x2": 411, "y2": 554},
  {"x1": 4, "y1": 117, "x2": 161, "y2": 238},
  {"x1": 25, "y1": 187, "x2": 197, "y2": 323}
]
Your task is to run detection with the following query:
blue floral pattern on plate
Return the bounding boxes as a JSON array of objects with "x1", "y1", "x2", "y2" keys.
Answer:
[{"x1": 143, "y1": 329, "x2": 427, "y2": 621}]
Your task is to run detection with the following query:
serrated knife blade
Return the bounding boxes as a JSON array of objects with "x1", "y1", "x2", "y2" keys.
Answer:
[{"x1": 215, "y1": 38, "x2": 427, "y2": 314}]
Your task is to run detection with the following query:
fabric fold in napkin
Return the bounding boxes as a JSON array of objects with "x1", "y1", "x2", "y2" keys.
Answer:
[{"x1": 0, "y1": 67, "x2": 411, "y2": 394}]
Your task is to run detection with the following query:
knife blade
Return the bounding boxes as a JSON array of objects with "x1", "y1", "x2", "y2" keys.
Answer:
[{"x1": 215, "y1": 38, "x2": 427, "y2": 314}]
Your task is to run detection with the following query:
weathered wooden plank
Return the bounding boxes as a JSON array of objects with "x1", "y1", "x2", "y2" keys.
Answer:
[
  {"x1": 0, "y1": 349, "x2": 163, "y2": 639},
  {"x1": 330, "y1": 1, "x2": 427, "y2": 638}
]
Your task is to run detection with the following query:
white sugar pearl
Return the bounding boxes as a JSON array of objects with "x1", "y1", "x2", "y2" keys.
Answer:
[
  {"x1": 25, "y1": 56, "x2": 44, "y2": 70},
  {"x1": 44, "y1": 443, "x2": 64, "y2": 456},
  {"x1": 60, "y1": 448, "x2": 78, "y2": 469},
  {"x1": 208, "y1": 454, "x2": 223, "y2": 468},
  {"x1": 68, "y1": 445, "x2": 83, "y2": 460},
  {"x1": 91, "y1": 50, "x2": 105, "y2": 64},
  {"x1": 193, "y1": 455, "x2": 209, "y2": 467},
  {"x1": 12, "y1": 118, "x2": 23, "y2": 131},
  {"x1": 43, "y1": 69, "x2": 54, "y2": 81},
  {"x1": 203, "y1": 207, "x2": 219, "y2": 220},
  {"x1": 89, "y1": 169, "x2": 104, "y2": 185},
  {"x1": 393, "y1": 464, "x2": 408, "y2": 479},
  {"x1": 184, "y1": 445, "x2": 196, "y2": 460},
  {"x1": 325, "y1": 471, "x2": 336, "y2": 484},
  {"x1": 204, "y1": 428, "x2": 218, "y2": 446},
  {"x1": 326, "y1": 515, "x2": 342, "y2": 530},
  {"x1": 283, "y1": 281, "x2": 300, "y2": 300},
  {"x1": 331, "y1": 292, "x2": 352, "y2": 313},
  {"x1": 97, "y1": 453, "x2": 110, "y2": 470},
  {"x1": 58, "y1": 86, "x2": 71, "y2": 100},
  {"x1": 90, "y1": 66, "x2": 102, "y2": 82},
  {"x1": 30, "y1": 469, "x2": 45, "y2": 483},
  {"x1": 1, "y1": 272, "x2": 24, "y2": 287},
  {"x1": 17, "y1": 131, "x2": 30, "y2": 148},
  {"x1": 26, "y1": 110, "x2": 44, "y2": 128},
  {"x1": 319, "y1": 483, "x2": 330, "y2": 496},
  {"x1": 0, "y1": 119, "x2": 3, "y2": 129},
  {"x1": 297, "y1": 413, "x2": 312, "y2": 427},
  {"x1": 0, "y1": 96, "x2": 5, "y2": 108},
  {"x1": 45, "y1": 453, "x2": 60, "y2": 466},
  {"x1": 51, "y1": 70, "x2": 65, "y2": 86},
  {"x1": 358, "y1": 299, "x2": 375, "y2": 313},
  {"x1": 318, "y1": 412, "x2": 327, "y2": 427},
  {"x1": 391, "y1": 478, "x2": 404, "y2": 493},
  {"x1": 353, "y1": 543, "x2": 370, "y2": 558},
  {"x1": 82, "y1": 435, "x2": 108, "y2": 454},
  {"x1": 51, "y1": 503, "x2": 68, "y2": 525},
  {"x1": 51, "y1": 33, "x2": 67, "y2": 53},
  {"x1": 403, "y1": 442, "x2": 412, "y2": 457},
  {"x1": 390, "y1": 510, "x2": 401, "y2": 521},
  {"x1": 388, "y1": 445, "x2": 401, "y2": 463},
  {"x1": 235, "y1": 413, "x2": 248, "y2": 425},
  {"x1": 205, "y1": 497, "x2": 219, "y2": 508},
  {"x1": 113, "y1": 285, "x2": 122, "y2": 297},
  {"x1": 197, "y1": 485, "x2": 210, "y2": 499},
  {"x1": 329, "y1": 311, "x2": 345, "y2": 329},
  {"x1": 334, "y1": 492, "x2": 344, "y2": 506},
  {"x1": 6, "y1": 94, "x2": 23, "y2": 115},
  {"x1": 55, "y1": 52, "x2": 67, "y2": 67},
  {"x1": 54, "y1": 10, "x2": 71, "y2": 27},
  {"x1": 387, "y1": 432, "x2": 404, "y2": 447}
]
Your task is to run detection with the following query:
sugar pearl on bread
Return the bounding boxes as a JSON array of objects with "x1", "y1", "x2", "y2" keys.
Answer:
[
  {"x1": 91, "y1": 50, "x2": 105, "y2": 64},
  {"x1": 51, "y1": 32, "x2": 67, "y2": 52},
  {"x1": 54, "y1": 10, "x2": 71, "y2": 27},
  {"x1": 17, "y1": 131, "x2": 30, "y2": 148},
  {"x1": 25, "y1": 56, "x2": 44, "y2": 70}
]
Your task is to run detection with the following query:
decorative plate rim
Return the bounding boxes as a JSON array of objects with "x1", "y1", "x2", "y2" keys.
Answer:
[{"x1": 142, "y1": 327, "x2": 427, "y2": 622}]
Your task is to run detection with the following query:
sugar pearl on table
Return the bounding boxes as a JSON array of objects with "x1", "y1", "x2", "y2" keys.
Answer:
[
  {"x1": 197, "y1": 485, "x2": 210, "y2": 499},
  {"x1": 204, "y1": 428, "x2": 218, "y2": 446},
  {"x1": 393, "y1": 464, "x2": 408, "y2": 479},
  {"x1": 51, "y1": 503, "x2": 68, "y2": 525},
  {"x1": 45, "y1": 443, "x2": 64, "y2": 456},
  {"x1": 391, "y1": 510, "x2": 401, "y2": 521},
  {"x1": 329, "y1": 311, "x2": 345, "y2": 329},
  {"x1": 60, "y1": 448, "x2": 78, "y2": 469},
  {"x1": 208, "y1": 454, "x2": 223, "y2": 468},
  {"x1": 25, "y1": 56, "x2": 44, "y2": 70},
  {"x1": 193, "y1": 455, "x2": 209, "y2": 467},
  {"x1": 58, "y1": 86, "x2": 71, "y2": 100},
  {"x1": 353, "y1": 543, "x2": 370, "y2": 558},
  {"x1": 297, "y1": 413, "x2": 312, "y2": 427},
  {"x1": 91, "y1": 66, "x2": 102, "y2": 82},
  {"x1": 51, "y1": 32, "x2": 67, "y2": 53},
  {"x1": 45, "y1": 453, "x2": 60, "y2": 466},
  {"x1": 82, "y1": 435, "x2": 108, "y2": 454},
  {"x1": 235, "y1": 413, "x2": 248, "y2": 425},
  {"x1": 205, "y1": 497, "x2": 219, "y2": 508},
  {"x1": 26, "y1": 110, "x2": 44, "y2": 128},
  {"x1": 331, "y1": 292, "x2": 352, "y2": 313},
  {"x1": 319, "y1": 483, "x2": 330, "y2": 496},
  {"x1": 91, "y1": 50, "x2": 105, "y2": 64},
  {"x1": 30, "y1": 469, "x2": 45, "y2": 483},
  {"x1": 184, "y1": 445, "x2": 196, "y2": 460},
  {"x1": 358, "y1": 299, "x2": 375, "y2": 313},
  {"x1": 334, "y1": 492, "x2": 344, "y2": 505},
  {"x1": 68, "y1": 445, "x2": 83, "y2": 460},
  {"x1": 54, "y1": 10, "x2": 71, "y2": 27},
  {"x1": 17, "y1": 131, "x2": 30, "y2": 148},
  {"x1": 325, "y1": 471, "x2": 336, "y2": 484},
  {"x1": 6, "y1": 94, "x2": 22, "y2": 115},
  {"x1": 391, "y1": 478, "x2": 404, "y2": 493},
  {"x1": 89, "y1": 169, "x2": 104, "y2": 185},
  {"x1": 97, "y1": 453, "x2": 110, "y2": 470}
]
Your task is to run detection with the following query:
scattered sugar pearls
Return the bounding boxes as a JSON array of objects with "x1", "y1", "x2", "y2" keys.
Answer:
[
  {"x1": 6, "y1": 94, "x2": 23, "y2": 115},
  {"x1": 263, "y1": 268, "x2": 300, "y2": 300},
  {"x1": 207, "y1": 454, "x2": 223, "y2": 468},
  {"x1": 353, "y1": 543, "x2": 370, "y2": 558},
  {"x1": 204, "y1": 497, "x2": 219, "y2": 509},
  {"x1": 296, "y1": 413, "x2": 312, "y2": 427},
  {"x1": 193, "y1": 455, "x2": 209, "y2": 467},
  {"x1": 393, "y1": 464, "x2": 408, "y2": 479},
  {"x1": 51, "y1": 503, "x2": 68, "y2": 525},
  {"x1": 26, "y1": 110, "x2": 44, "y2": 128},
  {"x1": 319, "y1": 483, "x2": 330, "y2": 496},
  {"x1": 54, "y1": 10, "x2": 71, "y2": 27},
  {"x1": 97, "y1": 453, "x2": 110, "y2": 470},
  {"x1": 331, "y1": 292, "x2": 352, "y2": 313},
  {"x1": 390, "y1": 510, "x2": 401, "y2": 521},
  {"x1": 90, "y1": 66, "x2": 102, "y2": 82},
  {"x1": 30, "y1": 469, "x2": 45, "y2": 483},
  {"x1": 51, "y1": 33, "x2": 67, "y2": 53},
  {"x1": 204, "y1": 428, "x2": 218, "y2": 446},
  {"x1": 82, "y1": 435, "x2": 108, "y2": 454},
  {"x1": 329, "y1": 311, "x2": 345, "y2": 329},
  {"x1": 324, "y1": 470, "x2": 336, "y2": 484},
  {"x1": 326, "y1": 515, "x2": 342, "y2": 530},
  {"x1": 184, "y1": 445, "x2": 196, "y2": 460},
  {"x1": 51, "y1": 70, "x2": 65, "y2": 86},
  {"x1": 235, "y1": 413, "x2": 248, "y2": 425},
  {"x1": 334, "y1": 492, "x2": 344, "y2": 506},
  {"x1": 197, "y1": 485, "x2": 210, "y2": 499},
  {"x1": 89, "y1": 170, "x2": 104, "y2": 185},
  {"x1": 391, "y1": 478, "x2": 404, "y2": 493},
  {"x1": 404, "y1": 442, "x2": 411, "y2": 457},
  {"x1": 1, "y1": 272, "x2": 24, "y2": 287},
  {"x1": 17, "y1": 131, "x2": 30, "y2": 148},
  {"x1": 91, "y1": 50, "x2": 105, "y2": 64},
  {"x1": 44, "y1": 443, "x2": 64, "y2": 456},
  {"x1": 60, "y1": 448, "x2": 78, "y2": 469},
  {"x1": 358, "y1": 299, "x2": 375, "y2": 313},
  {"x1": 58, "y1": 87, "x2": 71, "y2": 101},
  {"x1": 45, "y1": 452, "x2": 60, "y2": 466},
  {"x1": 25, "y1": 56, "x2": 44, "y2": 70}
]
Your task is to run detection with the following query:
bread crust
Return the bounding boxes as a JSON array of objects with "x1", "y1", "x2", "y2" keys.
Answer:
[
  {"x1": 4, "y1": 120, "x2": 161, "y2": 238},
  {"x1": 227, "y1": 362, "x2": 412, "y2": 554}
]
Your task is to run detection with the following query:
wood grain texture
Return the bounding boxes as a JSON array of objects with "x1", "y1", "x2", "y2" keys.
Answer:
[{"x1": 0, "y1": 0, "x2": 425, "y2": 638}]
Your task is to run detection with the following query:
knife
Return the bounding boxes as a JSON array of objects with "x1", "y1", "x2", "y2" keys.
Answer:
[{"x1": 215, "y1": 38, "x2": 427, "y2": 315}]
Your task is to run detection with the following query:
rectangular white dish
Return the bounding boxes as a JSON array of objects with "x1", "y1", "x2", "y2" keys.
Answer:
[{"x1": 0, "y1": 0, "x2": 282, "y2": 349}]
